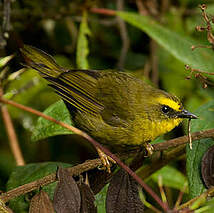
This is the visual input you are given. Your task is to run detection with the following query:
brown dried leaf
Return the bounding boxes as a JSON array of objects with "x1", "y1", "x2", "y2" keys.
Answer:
[
  {"x1": 78, "y1": 182, "x2": 97, "y2": 213},
  {"x1": 88, "y1": 168, "x2": 114, "y2": 194},
  {"x1": 29, "y1": 190, "x2": 54, "y2": 213},
  {"x1": 106, "y1": 169, "x2": 144, "y2": 213},
  {"x1": 201, "y1": 145, "x2": 214, "y2": 188},
  {"x1": 53, "y1": 167, "x2": 81, "y2": 213}
]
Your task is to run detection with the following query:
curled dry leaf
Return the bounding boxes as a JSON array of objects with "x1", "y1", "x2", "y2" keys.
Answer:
[
  {"x1": 88, "y1": 168, "x2": 114, "y2": 194},
  {"x1": 29, "y1": 190, "x2": 54, "y2": 213},
  {"x1": 201, "y1": 145, "x2": 214, "y2": 188},
  {"x1": 53, "y1": 167, "x2": 81, "y2": 213},
  {"x1": 78, "y1": 182, "x2": 97, "y2": 213},
  {"x1": 106, "y1": 169, "x2": 144, "y2": 213}
]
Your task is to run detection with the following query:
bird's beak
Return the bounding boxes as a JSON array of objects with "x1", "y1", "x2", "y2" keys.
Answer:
[{"x1": 177, "y1": 109, "x2": 198, "y2": 119}]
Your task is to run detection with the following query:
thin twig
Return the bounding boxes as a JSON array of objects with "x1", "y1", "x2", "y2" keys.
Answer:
[
  {"x1": 185, "y1": 65, "x2": 214, "y2": 76},
  {"x1": 178, "y1": 186, "x2": 214, "y2": 210},
  {"x1": 174, "y1": 184, "x2": 187, "y2": 210},
  {"x1": 0, "y1": 97, "x2": 168, "y2": 211},
  {"x1": 193, "y1": 4, "x2": 214, "y2": 49},
  {"x1": 0, "y1": 90, "x2": 25, "y2": 166},
  {"x1": 153, "y1": 128, "x2": 214, "y2": 151},
  {"x1": 0, "y1": 28, "x2": 7, "y2": 48},
  {"x1": 3, "y1": 0, "x2": 12, "y2": 32},
  {"x1": 150, "y1": 40, "x2": 159, "y2": 85},
  {"x1": 136, "y1": 0, "x2": 149, "y2": 15},
  {"x1": 1, "y1": 106, "x2": 25, "y2": 166},
  {"x1": 116, "y1": 0, "x2": 130, "y2": 69},
  {"x1": 0, "y1": 159, "x2": 102, "y2": 203},
  {"x1": 158, "y1": 176, "x2": 168, "y2": 204},
  {"x1": 1, "y1": 97, "x2": 214, "y2": 210},
  {"x1": 90, "y1": 8, "x2": 116, "y2": 16}
]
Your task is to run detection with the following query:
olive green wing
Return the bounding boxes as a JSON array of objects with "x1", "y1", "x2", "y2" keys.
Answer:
[
  {"x1": 47, "y1": 70, "x2": 104, "y2": 114},
  {"x1": 21, "y1": 45, "x2": 104, "y2": 115}
]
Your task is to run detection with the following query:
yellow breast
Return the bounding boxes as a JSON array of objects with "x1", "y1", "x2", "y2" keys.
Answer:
[{"x1": 150, "y1": 118, "x2": 183, "y2": 140}]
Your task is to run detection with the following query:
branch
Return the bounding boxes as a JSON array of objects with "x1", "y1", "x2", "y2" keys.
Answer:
[
  {"x1": 0, "y1": 97, "x2": 168, "y2": 211},
  {"x1": 1, "y1": 97, "x2": 214, "y2": 210},
  {"x1": 0, "y1": 159, "x2": 102, "y2": 203},
  {"x1": 0, "y1": 89, "x2": 25, "y2": 166},
  {"x1": 177, "y1": 186, "x2": 214, "y2": 210},
  {"x1": 137, "y1": 145, "x2": 186, "y2": 179},
  {"x1": 153, "y1": 128, "x2": 214, "y2": 151}
]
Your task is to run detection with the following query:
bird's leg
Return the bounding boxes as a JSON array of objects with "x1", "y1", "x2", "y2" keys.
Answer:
[
  {"x1": 144, "y1": 143, "x2": 154, "y2": 156},
  {"x1": 96, "y1": 147, "x2": 116, "y2": 173}
]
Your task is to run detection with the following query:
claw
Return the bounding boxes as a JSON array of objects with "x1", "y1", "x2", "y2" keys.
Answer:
[
  {"x1": 144, "y1": 143, "x2": 154, "y2": 157},
  {"x1": 97, "y1": 148, "x2": 116, "y2": 173}
]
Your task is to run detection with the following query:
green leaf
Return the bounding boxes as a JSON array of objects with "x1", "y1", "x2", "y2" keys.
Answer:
[
  {"x1": 117, "y1": 12, "x2": 214, "y2": 76},
  {"x1": 5, "y1": 69, "x2": 58, "y2": 121},
  {"x1": 95, "y1": 184, "x2": 108, "y2": 213},
  {"x1": 150, "y1": 165, "x2": 187, "y2": 191},
  {"x1": 76, "y1": 11, "x2": 91, "y2": 69},
  {"x1": 195, "y1": 197, "x2": 214, "y2": 213},
  {"x1": 7, "y1": 162, "x2": 71, "y2": 213},
  {"x1": 31, "y1": 100, "x2": 73, "y2": 142},
  {"x1": 186, "y1": 101, "x2": 214, "y2": 199},
  {"x1": 0, "y1": 55, "x2": 14, "y2": 68}
]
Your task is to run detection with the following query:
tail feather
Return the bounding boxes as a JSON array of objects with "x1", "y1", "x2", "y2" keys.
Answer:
[
  {"x1": 20, "y1": 45, "x2": 104, "y2": 115},
  {"x1": 20, "y1": 45, "x2": 65, "y2": 78}
]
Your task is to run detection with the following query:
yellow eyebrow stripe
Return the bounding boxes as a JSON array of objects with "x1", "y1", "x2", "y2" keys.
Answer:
[{"x1": 156, "y1": 96, "x2": 181, "y2": 111}]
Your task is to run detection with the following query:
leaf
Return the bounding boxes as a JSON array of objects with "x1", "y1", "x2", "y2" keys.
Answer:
[
  {"x1": 88, "y1": 168, "x2": 114, "y2": 194},
  {"x1": 157, "y1": 48, "x2": 194, "y2": 98},
  {"x1": 117, "y1": 12, "x2": 214, "y2": 77},
  {"x1": 106, "y1": 169, "x2": 144, "y2": 213},
  {"x1": 7, "y1": 162, "x2": 71, "y2": 213},
  {"x1": 76, "y1": 11, "x2": 91, "y2": 69},
  {"x1": 186, "y1": 101, "x2": 214, "y2": 199},
  {"x1": 0, "y1": 55, "x2": 14, "y2": 68},
  {"x1": 95, "y1": 184, "x2": 108, "y2": 213},
  {"x1": 201, "y1": 145, "x2": 214, "y2": 188},
  {"x1": 78, "y1": 182, "x2": 97, "y2": 213},
  {"x1": 29, "y1": 190, "x2": 54, "y2": 213},
  {"x1": 150, "y1": 165, "x2": 187, "y2": 191},
  {"x1": 31, "y1": 100, "x2": 73, "y2": 142},
  {"x1": 53, "y1": 167, "x2": 81, "y2": 213},
  {"x1": 5, "y1": 69, "x2": 56, "y2": 121},
  {"x1": 196, "y1": 197, "x2": 214, "y2": 213}
]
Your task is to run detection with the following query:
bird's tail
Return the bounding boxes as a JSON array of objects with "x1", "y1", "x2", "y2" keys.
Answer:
[
  {"x1": 20, "y1": 45, "x2": 103, "y2": 115},
  {"x1": 20, "y1": 45, "x2": 65, "y2": 78}
]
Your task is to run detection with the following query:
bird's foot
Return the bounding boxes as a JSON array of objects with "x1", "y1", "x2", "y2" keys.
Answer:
[
  {"x1": 97, "y1": 148, "x2": 116, "y2": 173},
  {"x1": 144, "y1": 143, "x2": 154, "y2": 157}
]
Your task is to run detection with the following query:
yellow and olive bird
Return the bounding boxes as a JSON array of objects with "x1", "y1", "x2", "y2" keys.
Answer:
[{"x1": 21, "y1": 45, "x2": 197, "y2": 168}]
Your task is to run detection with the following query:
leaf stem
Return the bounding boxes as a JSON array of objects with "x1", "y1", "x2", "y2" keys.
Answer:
[{"x1": 0, "y1": 90, "x2": 25, "y2": 166}]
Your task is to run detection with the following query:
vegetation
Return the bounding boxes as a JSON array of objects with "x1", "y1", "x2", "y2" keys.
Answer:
[{"x1": 0, "y1": 0, "x2": 214, "y2": 212}]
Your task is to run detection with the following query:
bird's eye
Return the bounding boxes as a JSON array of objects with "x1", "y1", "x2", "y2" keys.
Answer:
[{"x1": 162, "y1": 105, "x2": 171, "y2": 114}]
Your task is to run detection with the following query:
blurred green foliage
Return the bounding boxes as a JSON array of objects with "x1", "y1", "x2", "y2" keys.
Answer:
[{"x1": 0, "y1": 0, "x2": 214, "y2": 212}]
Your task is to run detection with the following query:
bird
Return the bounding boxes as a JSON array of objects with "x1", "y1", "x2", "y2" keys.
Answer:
[{"x1": 20, "y1": 45, "x2": 197, "y2": 172}]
